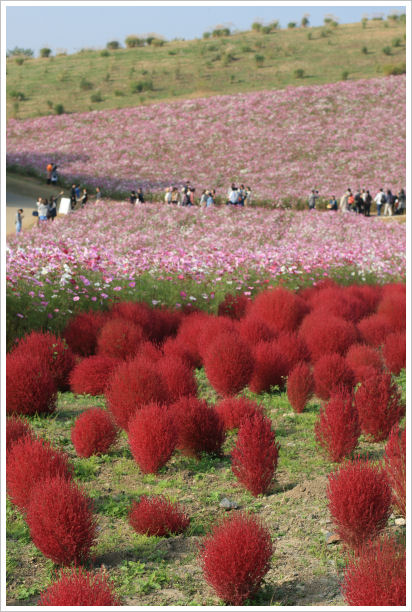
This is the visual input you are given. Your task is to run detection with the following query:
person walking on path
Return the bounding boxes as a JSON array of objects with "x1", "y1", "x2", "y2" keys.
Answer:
[
  {"x1": 171, "y1": 187, "x2": 180, "y2": 205},
  {"x1": 80, "y1": 189, "x2": 88, "y2": 208},
  {"x1": 245, "y1": 186, "x2": 252, "y2": 207},
  {"x1": 37, "y1": 198, "x2": 48, "y2": 222},
  {"x1": 136, "y1": 188, "x2": 145, "y2": 204},
  {"x1": 15, "y1": 209, "x2": 23, "y2": 235},
  {"x1": 206, "y1": 189, "x2": 216, "y2": 207},
  {"x1": 48, "y1": 191, "x2": 63, "y2": 221},
  {"x1": 308, "y1": 190, "x2": 318, "y2": 210},
  {"x1": 384, "y1": 189, "x2": 394, "y2": 216},
  {"x1": 94, "y1": 187, "x2": 103, "y2": 202},
  {"x1": 199, "y1": 190, "x2": 207, "y2": 207},
  {"x1": 164, "y1": 186, "x2": 173, "y2": 205},
  {"x1": 46, "y1": 163, "x2": 53, "y2": 184},
  {"x1": 363, "y1": 190, "x2": 372, "y2": 217},
  {"x1": 340, "y1": 188, "x2": 351, "y2": 212},
  {"x1": 396, "y1": 188, "x2": 406, "y2": 215},
  {"x1": 374, "y1": 188, "x2": 386, "y2": 216},
  {"x1": 228, "y1": 185, "x2": 239, "y2": 206}
]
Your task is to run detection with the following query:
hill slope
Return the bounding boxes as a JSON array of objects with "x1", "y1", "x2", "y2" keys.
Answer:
[{"x1": 6, "y1": 19, "x2": 405, "y2": 120}]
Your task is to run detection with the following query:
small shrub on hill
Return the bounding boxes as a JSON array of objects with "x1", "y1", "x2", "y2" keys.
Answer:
[
  {"x1": 27, "y1": 476, "x2": 97, "y2": 565},
  {"x1": 232, "y1": 413, "x2": 280, "y2": 496},
  {"x1": 327, "y1": 456, "x2": 392, "y2": 551},
  {"x1": 199, "y1": 512, "x2": 273, "y2": 605},
  {"x1": 69, "y1": 355, "x2": 121, "y2": 396},
  {"x1": 315, "y1": 391, "x2": 360, "y2": 462},
  {"x1": 7, "y1": 436, "x2": 72, "y2": 511},
  {"x1": 382, "y1": 331, "x2": 406, "y2": 375},
  {"x1": 6, "y1": 417, "x2": 33, "y2": 454},
  {"x1": 313, "y1": 353, "x2": 355, "y2": 400},
  {"x1": 384, "y1": 424, "x2": 406, "y2": 517},
  {"x1": 354, "y1": 372, "x2": 405, "y2": 442},
  {"x1": 129, "y1": 495, "x2": 189, "y2": 536},
  {"x1": 39, "y1": 567, "x2": 121, "y2": 606},
  {"x1": 340, "y1": 536, "x2": 406, "y2": 605},
  {"x1": 71, "y1": 408, "x2": 118, "y2": 457},
  {"x1": 128, "y1": 403, "x2": 177, "y2": 473},
  {"x1": 287, "y1": 361, "x2": 314, "y2": 413},
  {"x1": 204, "y1": 332, "x2": 254, "y2": 396},
  {"x1": 7, "y1": 352, "x2": 57, "y2": 416},
  {"x1": 171, "y1": 397, "x2": 225, "y2": 458},
  {"x1": 215, "y1": 397, "x2": 263, "y2": 431}
]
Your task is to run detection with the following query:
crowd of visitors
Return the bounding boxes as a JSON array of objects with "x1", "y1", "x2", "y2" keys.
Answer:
[
  {"x1": 309, "y1": 187, "x2": 406, "y2": 216},
  {"x1": 160, "y1": 183, "x2": 252, "y2": 208}
]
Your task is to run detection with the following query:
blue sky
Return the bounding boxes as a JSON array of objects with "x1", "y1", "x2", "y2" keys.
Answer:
[{"x1": 6, "y1": 3, "x2": 406, "y2": 56}]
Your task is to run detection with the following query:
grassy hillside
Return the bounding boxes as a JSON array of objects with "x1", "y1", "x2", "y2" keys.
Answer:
[{"x1": 6, "y1": 19, "x2": 405, "y2": 120}]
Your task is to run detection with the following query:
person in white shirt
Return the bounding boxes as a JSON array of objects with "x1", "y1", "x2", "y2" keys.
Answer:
[
  {"x1": 164, "y1": 186, "x2": 172, "y2": 204},
  {"x1": 374, "y1": 188, "x2": 386, "y2": 217}
]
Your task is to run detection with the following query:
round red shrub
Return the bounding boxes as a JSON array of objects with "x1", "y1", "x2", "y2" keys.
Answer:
[
  {"x1": 69, "y1": 355, "x2": 121, "y2": 395},
  {"x1": 354, "y1": 372, "x2": 405, "y2": 442},
  {"x1": 6, "y1": 417, "x2": 33, "y2": 454},
  {"x1": 218, "y1": 293, "x2": 250, "y2": 320},
  {"x1": 7, "y1": 352, "x2": 57, "y2": 417},
  {"x1": 27, "y1": 476, "x2": 96, "y2": 565},
  {"x1": 345, "y1": 284, "x2": 382, "y2": 316},
  {"x1": 382, "y1": 331, "x2": 406, "y2": 375},
  {"x1": 249, "y1": 341, "x2": 288, "y2": 394},
  {"x1": 238, "y1": 316, "x2": 275, "y2": 346},
  {"x1": 232, "y1": 413, "x2": 280, "y2": 496},
  {"x1": 12, "y1": 331, "x2": 76, "y2": 391},
  {"x1": 171, "y1": 397, "x2": 225, "y2": 458},
  {"x1": 158, "y1": 355, "x2": 197, "y2": 402},
  {"x1": 214, "y1": 397, "x2": 263, "y2": 431},
  {"x1": 357, "y1": 313, "x2": 393, "y2": 347},
  {"x1": 135, "y1": 340, "x2": 163, "y2": 363},
  {"x1": 97, "y1": 318, "x2": 145, "y2": 360},
  {"x1": 327, "y1": 456, "x2": 392, "y2": 551},
  {"x1": 199, "y1": 512, "x2": 273, "y2": 605},
  {"x1": 150, "y1": 307, "x2": 183, "y2": 343},
  {"x1": 204, "y1": 332, "x2": 254, "y2": 396},
  {"x1": 162, "y1": 336, "x2": 197, "y2": 369},
  {"x1": 175, "y1": 311, "x2": 211, "y2": 368},
  {"x1": 345, "y1": 343, "x2": 383, "y2": 383},
  {"x1": 38, "y1": 567, "x2": 121, "y2": 606},
  {"x1": 384, "y1": 424, "x2": 406, "y2": 517},
  {"x1": 299, "y1": 313, "x2": 358, "y2": 361},
  {"x1": 197, "y1": 316, "x2": 238, "y2": 361},
  {"x1": 340, "y1": 536, "x2": 406, "y2": 606},
  {"x1": 128, "y1": 495, "x2": 189, "y2": 536},
  {"x1": 248, "y1": 287, "x2": 308, "y2": 334},
  {"x1": 315, "y1": 392, "x2": 360, "y2": 462},
  {"x1": 105, "y1": 355, "x2": 168, "y2": 430},
  {"x1": 7, "y1": 436, "x2": 72, "y2": 511},
  {"x1": 377, "y1": 292, "x2": 405, "y2": 331},
  {"x1": 309, "y1": 286, "x2": 369, "y2": 323},
  {"x1": 63, "y1": 310, "x2": 109, "y2": 356},
  {"x1": 313, "y1": 353, "x2": 355, "y2": 400},
  {"x1": 287, "y1": 361, "x2": 314, "y2": 413},
  {"x1": 71, "y1": 408, "x2": 118, "y2": 457},
  {"x1": 110, "y1": 300, "x2": 153, "y2": 331},
  {"x1": 128, "y1": 403, "x2": 177, "y2": 473},
  {"x1": 273, "y1": 332, "x2": 310, "y2": 374}
]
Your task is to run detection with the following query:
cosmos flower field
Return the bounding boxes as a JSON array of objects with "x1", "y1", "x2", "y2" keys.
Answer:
[{"x1": 6, "y1": 76, "x2": 405, "y2": 201}]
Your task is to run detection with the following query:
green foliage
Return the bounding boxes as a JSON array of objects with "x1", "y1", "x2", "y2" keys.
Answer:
[
  {"x1": 301, "y1": 16, "x2": 310, "y2": 27},
  {"x1": 382, "y1": 46, "x2": 392, "y2": 55},
  {"x1": 100, "y1": 49, "x2": 110, "y2": 57},
  {"x1": 90, "y1": 91, "x2": 103, "y2": 103},
  {"x1": 7, "y1": 46, "x2": 33, "y2": 57},
  {"x1": 287, "y1": 22, "x2": 297, "y2": 29},
  {"x1": 73, "y1": 455, "x2": 101, "y2": 481},
  {"x1": 46, "y1": 99, "x2": 53, "y2": 108},
  {"x1": 80, "y1": 77, "x2": 94, "y2": 91},
  {"x1": 251, "y1": 22, "x2": 262, "y2": 32},
  {"x1": 361, "y1": 46, "x2": 368, "y2": 54},
  {"x1": 341, "y1": 70, "x2": 349, "y2": 80},
  {"x1": 40, "y1": 48, "x2": 52, "y2": 58},
  {"x1": 307, "y1": 32, "x2": 313, "y2": 40},
  {"x1": 382, "y1": 62, "x2": 406, "y2": 76},
  {"x1": 391, "y1": 37, "x2": 401, "y2": 47},
  {"x1": 15, "y1": 57, "x2": 24, "y2": 66},
  {"x1": 254, "y1": 53, "x2": 265, "y2": 67},
  {"x1": 114, "y1": 89, "x2": 125, "y2": 96},
  {"x1": 54, "y1": 103, "x2": 65, "y2": 115},
  {"x1": 294, "y1": 68, "x2": 305, "y2": 78},
  {"x1": 212, "y1": 27, "x2": 230, "y2": 38},
  {"x1": 202, "y1": 31, "x2": 211, "y2": 39},
  {"x1": 387, "y1": 13, "x2": 400, "y2": 21},
  {"x1": 106, "y1": 40, "x2": 120, "y2": 50},
  {"x1": 130, "y1": 79, "x2": 153, "y2": 93},
  {"x1": 361, "y1": 17, "x2": 368, "y2": 29},
  {"x1": 125, "y1": 35, "x2": 145, "y2": 48},
  {"x1": 8, "y1": 89, "x2": 26, "y2": 101}
]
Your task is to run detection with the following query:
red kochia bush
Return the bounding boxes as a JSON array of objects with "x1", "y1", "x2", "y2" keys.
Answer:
[
  {"x1": 158, "y1": 355, "x2": 197, "y2": 401},
  {"x1": 199, "y1": 513, "x2": 273, "y2": 605},
  {"x1": 6, "y1": 417, "x2": 33, "y2": 454},
  {"x1": 313, "y1": 353, "x2": 355, "y2": 400},
  {"x1": 218, "y1": 293, "x2": 249, "y2": 320},
  {"x1": 97, "y1": 318, "x2": 145, "y2": 360},
  {"x1": 7, "y1": 352, "x2": 57, "y2": 416},
  {"x1": 149, "y1": 307, "x2": 183, "y2": 343},
  {"x1": 63, "y1": 310, "x2": 108, "y2": 356},
  {"x1": 128, "y1": 495, "x2": 189, "y2": 536},
  {"x1": 162, "y1": 336, "x2": 197, "y2": 369},
  {"x1": 111, "y1": 300, "x2": 153, "y2": 331},
  {"x1": 69, "y1": 355, "x2": 120, "y2": 395},
  {"x1": 315, "y1": 392, "x2": 360, "y2": 462},
  {"x1": 309, "y1": 286, "x2": 370, "y2": 323},
  {"x1": 248, "y1": 287, "x2": 308, "y2": 334},
  {"x1": 71, "y1": 408, "x2": 118, "y2": 458},
  {"x1": 384, "y1": 425, "x2": 406, "y2": 517},
  {"x1": 232, "y1": 414, "x2": 280, "y2": 496},
  {"x1": 345, "y1": 343, "x2": 383, "y2": 383},
  {"x1": 273, "y1": 332, "x2": 310, "y2": 374},
  {"x1": 175, "y1": 311, "x2": 211, "y2": 368},
  {"x1": 340, "y1": 536, "x2": 406, "y2": 606},
  {"x1": 287, "y1": 361, "x2": 314, "y2": 413},
  {"x1": 215, "y1": 397, "x2": 263, "y2": 431},
  {"x1": 105, "y1": 356, "x2": 167, "y2": 430},
  {"x1": 7, "y1": 436, "x2": 72, "y2": 511},
  {"x1": 249, "y1": 341, "x2": 288, "y2": 394},
  {"x1": 128, "y1": 403, "x2": 177, "y2": 473},
  {"x1": 357, "y1": 313, "x2": 393, "y2": 347},
  {"x1": 197, "y1": 316, "x2": 238, "y2": 361},
  {"x1": 354, "y1": 372, "x2": 405, "y2": 442},
  {"x1": 238, "y1": 316, "x2": 275, "y2": 346},
  {"x1": 382, "y1": 331, "x2": 406, "y2": 375},
  {"x1": 171, "y1": 397, "x2": 225, "y2": 458},
  {"x1": 327, "y1": 457, "x2": 392, "y2": 551},
  {"x1": 377, "y1": 292, "x2": 406, "y2": 331},
  {"x1": 204, "y1": 332, "x2": 254, "y2": 396},
  {"x1": 26, "y1": 476, "x2": 97, "y2": 565},
  {"x1": 12, "y1": 331, "x2": 76, "y2": 391},
  {"x1": 38, "y1": 567, "x2": 121, "y2": 606},
  {"x1": 299, "y1": 314, "x2": 358, "y2": 361}
]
